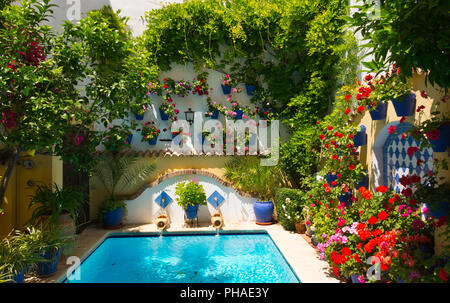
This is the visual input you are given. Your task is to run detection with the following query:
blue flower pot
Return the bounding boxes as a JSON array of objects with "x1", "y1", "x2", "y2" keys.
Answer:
[
  {"x1": 11, "y1": 269, "x2": 26, "y2": 283},
  {"x1": 221, "y1": 84, "x2": 232, "y2": 95},
  {"x1": 36, "y1": 249, "x2": 61, "y2": 277},
  {"x1": 253, "y1": 201, "x2": 274, "y2": 224},
  {"x1": 134, "y1": 114, "x2": 144, "y2": 120},
  {"x1": 369, "y1": 102, "x2": 387, "y2": 120},
  {"x1": 353, "y1": 125, "x2": 367, "y2": 147},
  {"x1": 126, "y1": 134, "x2": 133, "y2": 145},
  {"x1": 103, "y1": 207, "x2": 124, "y2": 227},
  {"x1": 234, "y1": 109, "x2": 243, "y2": 120},
  {"x1": 185, "y1": 204, "x2": 199, "y2": 219},
  {"x1": 210, "y1": 110, "x2": 219, "y2": 119},
  {"x1": 428, "y1": 124, "x2": 450, "y2": 152},
  {"x1": 392, "y1": 93, "x2": 416, "y2": 117},
  {"x1": 338, "y1": 192, "x2": 352, "y2": 204},
  {"x1": 350, "y1": 273, "x2": 367, "y2": 283},
  {"x1": 426, "y1": 201, "x2": 449, "y2": 219},
  {"x1": 325, "y1": 174, "x2": 338, "y2": 187},
  {"x1": 356, "y1": 171, "x2": 369, "y2": 189},
  {"x1": 148, "y1": 135, "x2": 158, "y2": 145},
  {"x1": 245, "y1": 85, "x2": 256, "y2": 96},
  {"x1": 160, "y1": 109, "x2": 170, "y2": 120}
]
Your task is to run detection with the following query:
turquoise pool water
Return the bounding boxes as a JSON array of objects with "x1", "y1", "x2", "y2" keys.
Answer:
[{"x1": 65, "y1": 232, "x2": 300, "y2": 283}]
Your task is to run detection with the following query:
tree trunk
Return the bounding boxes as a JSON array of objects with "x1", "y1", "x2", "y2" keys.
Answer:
[{"x1": 0, "y1": 145, "x2": 22, "y2": 209}]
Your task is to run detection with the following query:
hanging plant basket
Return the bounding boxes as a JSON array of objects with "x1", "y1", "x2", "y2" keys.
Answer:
[
  {"x1": 392, "y1": 93, "x2": 416, "y2": 117},
  {"x1": 234, "y1": 109, "x2": 243, "y2": 120},
  {"x1": 369, "y1": 102, "x2": 388, "y2": 120},
  {"x1": 325, "y1": 174, "x2": 338, "y2": 187}
]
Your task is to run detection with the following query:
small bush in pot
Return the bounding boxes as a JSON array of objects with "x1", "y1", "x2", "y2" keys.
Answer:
[
  {"x1": 175, "y1": 180, "x2": 207, "y2": 220},
  {"x1": 95, "y1": 153, "x2": 156, "y2": 228},
  {"x1": 274, "y1": 188, "x2": 307, "y2": 231}
]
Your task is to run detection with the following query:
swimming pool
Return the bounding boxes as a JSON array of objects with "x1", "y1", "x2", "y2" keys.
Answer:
[{"x1": 64, "y1": 231, "x2": 300, "y2": 283}]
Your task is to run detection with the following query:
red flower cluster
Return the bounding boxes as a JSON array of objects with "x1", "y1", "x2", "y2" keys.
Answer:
[{"x1": 358, "y1": 186, "x2": 372, "y2": 200}]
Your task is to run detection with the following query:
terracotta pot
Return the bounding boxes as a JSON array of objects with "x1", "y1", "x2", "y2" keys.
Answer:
[{"x1": 295, "y1": 221, "x2": 306, "y2": 234}]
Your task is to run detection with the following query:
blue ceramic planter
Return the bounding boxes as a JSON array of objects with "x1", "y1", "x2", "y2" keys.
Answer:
[
  {"x1": 356, "y1": 171, "x2": 369, "y2": 189},
  {"x1": 134, "y1": 114, "x2": 144, "y2": 120},
  {"x1": 36, "y1": 249, "x2": 61, "y2": 277},
  {"x1": 253, "y1": 201, "x2": 274, "y2": 224},
  {"x1": 369, "y1": 102, "x2": 388, "y2": 120},
  {"x1": 210, "y1": 110, "x2": 219, "y2": 119},
  {"x1": 428, "y1": 124, "x2": 450, "y2": 152},
  {"x1": 185, "y1": 204, "x2": 199, "y2": 219},
  {"x1": 103, "y1": 207, "x2": 124, "y2": 227},
  {"x1": 245, "y1": 85, "x2": 256, "y2": 96},
  {"x1": 353, "y1": 125, "x2": 367, "y2": 147},
  {"x1": 160, "y1": 109, "x2": 170, "y2": 120},
  {"x1": 11, "y1": 270, "x2": 26, "y2": 283},
  {"x1": 126, "y1": 134, "x2": 133, "y2": 145},
  {"x1": 392, "y1": 93, "x2": 416, "y2": 117},
  {"x1": 234, "y1": 109, "x2": 243, "y2": 120},
  {"x1": 221, "y1": 84, "x2": 232, "y2": 95},
  {"x1": 338, "y1": 192, "x2": 352, "y2": 203},
  {"x1": 148, "y1": 135, "x2": 158, "y2": 146},
  {"x1": 426, "y1": 201, "x2": 449, "y2": 219},
  {"x1": 325, "y1": 174, "x2": 338, "y2": 187}
]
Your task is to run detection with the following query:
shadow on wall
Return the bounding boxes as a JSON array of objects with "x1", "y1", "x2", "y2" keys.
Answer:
[{"x1": 124, "y1": 174, "x2": 257, "y2": 225}]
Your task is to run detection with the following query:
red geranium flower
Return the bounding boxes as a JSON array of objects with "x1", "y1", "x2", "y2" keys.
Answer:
[
  {"x1": 407, "y1": 147, "x2": 419, "y2": 157},
  {"x1": 342, "y1": 247, "x2": 351, "y2": 256},
  {"x1": 377, "y1": 211, "x2": 389, "y2": 221},
  {"x1": 388, "y1": 125, "x2": 397, "y2": 134},
  {"x1": 439, "y1": 269, "x2": 448, "y2": 282},
  {"x1": 376, "y1": 185, "x2": 388, "y2": 193},
  {"x1": 357, "y1": 106, "x2": 365, "y2": 114},
  {"x1": 368, "y1": 216, "x2": 378, "y2": 224}
]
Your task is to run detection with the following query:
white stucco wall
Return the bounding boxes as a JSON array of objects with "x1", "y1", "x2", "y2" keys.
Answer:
[{"x1": 124, "y1": 174, "x2": 257, "y2": 225}]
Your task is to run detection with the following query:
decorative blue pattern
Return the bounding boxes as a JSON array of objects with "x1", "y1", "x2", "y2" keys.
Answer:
[
  {"x1": 383, "y1": 123, "x2": 433, "y2": 193},
  {"x1": 207, "y1": 190, "x2": 225, "y2": 208},
  {"x1": 155, "y1": 191, "x2": 173, "y2": 209}
]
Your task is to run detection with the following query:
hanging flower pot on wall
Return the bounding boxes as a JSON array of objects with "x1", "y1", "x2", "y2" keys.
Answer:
[
  {"x1": 325, "y1": 174, "x2": 338, "y2": 187},
  {"x1": 134, "y1": 114, "x2": 144, "y2": 120},
  {"x1": 369, "y1": 102, "x2": 388, "y2": 120},
  {"x1": 355, "y1": 170, "x2": 369, "y2": 190},
  {"x1": 245, "y1": 84, "x2": 256, "y2": 96},
  {"x1": 427, "y1": 124, "x2": 450, "y2": 152},
  {"x1": 426, "y1": 201, "x2": 449, "y2": 219},
  {"x1": 221, "y1": 84, "x2": 232, "y2": 95},
  {"x1": 392, "y1": 93, "x2": 416, "y2": 117},
  {"x1": 210, "y1": 110, "x2": 219, "y2": 119},
  {"x1": 159, "y1": 109, "x2": 170, "y2": 120},
  {"x1": 353, "y1": 125, "x2": 367, "y2": 147},
  {"x1": 234, "y1": 109, "x2": 243, "y2": 120},
  {"x1": 126, "y1": 134, "x2": 133, "y2": 145},
  {"x1": 254, "y1": 201, "x2": 274, "y2": 225},
  {"x1": 148, "y1": 135, "x2": 158, "y2": 145}
]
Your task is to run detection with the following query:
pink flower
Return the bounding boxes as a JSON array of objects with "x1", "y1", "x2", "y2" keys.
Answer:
[
  {"x1": 232, "y1": 88, "x2": 237, "y2": 93},
  {"x1": 388, "y1": 125, "x2": 397, "y2": 134},
  {"x1": 242, "y1": 115, "x2": 247, "y2": 119}
]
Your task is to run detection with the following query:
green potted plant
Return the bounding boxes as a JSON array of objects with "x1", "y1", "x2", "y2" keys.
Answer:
[
  {"x1": 224, "y1": 157, "x2": 284, "y2": 225},
  {"x1": 0, "y1": 229, "x2": 43, "y2": 283},
  {"x1": 29, "y1": 225, "x2": 73, "y2": 277},
  {"x1": 27, "y1": 183, "x2": 85, "y2": 237},
  {"x1": 382, "y1": 68, "x2": 414, "y2": 116},
  {"x1": 175, "y1": 180, "x2": 207, "y2": 220},
  {"x1": 103, "y1": 123, "x2": 137, "y2": 153},
  {"x1": 132, "y1": 104, "x2": 149, "y2": 120},
  {"x1": 95, "y1": 153, "x2": 155, "y2": 228},
  {"x1": 140, "y1": 122, "x2": 160, "y2": 145}
]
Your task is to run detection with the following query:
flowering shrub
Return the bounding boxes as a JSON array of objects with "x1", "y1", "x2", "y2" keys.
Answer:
[
  {"x1": 175, "y1": 179, "x2": 207, "y2": 209},
  {"x1": 103, "y1": 124, "x2": 135, "y2": 153}
]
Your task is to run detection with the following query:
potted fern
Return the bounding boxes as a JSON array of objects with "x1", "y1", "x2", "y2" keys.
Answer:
[{"x1": 95, "y1": 153, "x2": 155, "y2": 228}]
